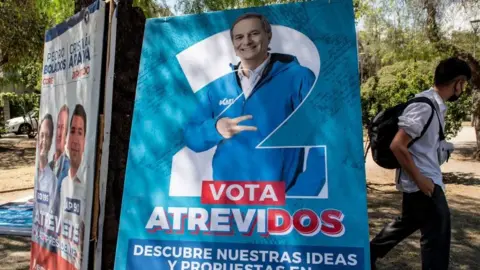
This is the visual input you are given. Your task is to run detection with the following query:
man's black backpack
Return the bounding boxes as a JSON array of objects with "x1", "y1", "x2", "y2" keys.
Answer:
[{"x1": 366, "y1": 96, "x2": 445, "y2": 169}]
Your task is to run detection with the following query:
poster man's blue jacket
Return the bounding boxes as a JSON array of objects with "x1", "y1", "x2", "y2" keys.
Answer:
[{"x1": 184, "y1": 53, "x2": 315, "y2": 191}]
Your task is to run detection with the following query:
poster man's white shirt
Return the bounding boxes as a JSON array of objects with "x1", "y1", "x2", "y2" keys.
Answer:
[
  {"x1": 59, "y1": 174, "x2": 86, "y2": 269},
  {"x1": 36, "y1": 166, "x2": 57, "y2": 216}
]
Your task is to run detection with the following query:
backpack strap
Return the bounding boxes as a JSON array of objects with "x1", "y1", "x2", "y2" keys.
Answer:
[
  {"x1": 397, "y1": 97, "x2": 434, "y2": 184},
  {"x1": 405, "y1": 97, "x2": 438, "y2": 147},
  {"x1": 436, "y1": 110, "x2": 446, "y2": 141},
  {"x1": 397, "y1": 96, "x2": 444, "y2": 184}
]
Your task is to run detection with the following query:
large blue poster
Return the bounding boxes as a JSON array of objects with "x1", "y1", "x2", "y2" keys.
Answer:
[{"x1": 114, "y1": 0, "x2": 370, "y2": 269}]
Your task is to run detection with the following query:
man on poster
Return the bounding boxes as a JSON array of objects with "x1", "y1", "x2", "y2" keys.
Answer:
[
  {"x1": 58, "y1": 104, "x2": 87, "y2": 270},
  {"x1": 184, "y1": 13, "x2": 316, "y2": 192},
  {"x1": 35, "y1": 114, "x2": 57, "y2": 217},
  {"x1": 32, "y1": 113, "x2": 59, "y2": 269},
  {"x1": 50, "y1": 105, "x2": 70, "y2": 184},
  {"x1": 49, "y1": 105, "x2": 70, "y2": 216}
]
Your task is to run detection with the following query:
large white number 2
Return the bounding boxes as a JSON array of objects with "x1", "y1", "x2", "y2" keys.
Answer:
[{"x1": 169, "y1": 25, "x2": 327, "y2": 199}]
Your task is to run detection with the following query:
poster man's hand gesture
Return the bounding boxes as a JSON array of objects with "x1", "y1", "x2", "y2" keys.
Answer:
[{"x1": 216, "y1": 115, "x2": 257, "y2": 139}]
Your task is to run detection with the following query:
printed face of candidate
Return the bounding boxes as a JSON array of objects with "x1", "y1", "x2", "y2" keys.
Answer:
[
  {"x1": 38, "y1": 120, "x2": 52, "y2": 159},
  {"x1": 232, "y1": 18, "x2": 271, "y2": 62},
  {"x1": 56, "y1": 110, "x2": 68, "y2": 154},
  {"x1": 68, "y1": 115, "x2": 86, "y2": 170}
]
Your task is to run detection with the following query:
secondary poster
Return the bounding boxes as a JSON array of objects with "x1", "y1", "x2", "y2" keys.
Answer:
[
  {"x1": 115, "y1": 0, "x2": 370, "y2": 269},
  {"x1": 30, "y1": 1, "x2": 105, "y2": 270}
]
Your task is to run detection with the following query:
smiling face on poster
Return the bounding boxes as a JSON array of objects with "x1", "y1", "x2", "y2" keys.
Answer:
[
  {"x1": 116, "y1": 1, "x2": 370, "y2": 270},
  {"x1": 55, "y1": 106, "x2": 69, "y2": 160},
  {"x1": 231, "y1": 15, "x2": 272, "y2": 63}
]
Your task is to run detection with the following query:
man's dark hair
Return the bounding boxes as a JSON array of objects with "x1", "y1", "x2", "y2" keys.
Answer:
[
  {"x1": 70, "y1": 104, "x2": 87, "y2": 136},
  {"x1": 230, "y1": 13, "x2": 272, "y2": 40},
  {"x1": 40, "y1": 113, "x2": 54, "y2": 139},
  {"x1": 434, "y1": 57, "x2": 472, "y2": 86},
  {"x1": 58, "y1": 104, "x2": 69, "y2": 136}
]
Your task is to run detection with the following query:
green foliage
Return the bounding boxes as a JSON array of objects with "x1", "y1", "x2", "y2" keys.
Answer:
[
  {"x1": 353, "y1": 0, "x2": 373, "y2": 20},
  {"x1": 0, "y1": 0, "x2": 49, "y2": 89},
  {"x1": 358, "y1": 0, "x2": 479, "y2": 143},
  {"x1": 133, "y1": 0, "x2": 173, "y2": 18},
  {"x1": 0, "y1": 1, "x2": 48, "y2": 65},
  {"x1": 0, "y1": 0, "x2": 74, "y2": 91},
  {"x1": 0, "y1": 92, "x2": 40, "y2": 119},
  {"x1": 37, "y1": 0, "x2": 75, "y2": 25},
  {"x1": 174, "y1": 0, "x2": 318, "y2": 15},
  {"x1": 1, "y1": 59, "x2": 44, "y2": 91},
  {"x1": 361, "y1": 60, "x2": 472, "y2": 139},
  {"x1": 444, "y1": 92, "x2": 473, "y2": 139},
  {"x1": 450, "y1": 31, "x2": 478, "y2": 56}
]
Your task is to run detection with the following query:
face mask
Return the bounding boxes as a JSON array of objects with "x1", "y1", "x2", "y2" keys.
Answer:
[
  {"x1": 447, "y1": 81, "x2": 462, "y2": 102},
  {"x1": 448, "y1": 92, "x2": 461, "y2": 102}
]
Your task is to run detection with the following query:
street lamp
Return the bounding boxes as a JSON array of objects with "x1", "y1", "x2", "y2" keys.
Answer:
[{"x1": 471, "y1": 19, "x2": 480, "y2": 58}]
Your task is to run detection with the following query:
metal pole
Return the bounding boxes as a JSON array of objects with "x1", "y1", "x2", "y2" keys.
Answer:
[
  {"x1": 470, "y1": 20, "x2": 479, "y2": 127},
  {"x1": 471, "y1": 19, "x2": 480, "y2": 58},
  {"x1": 473, "y1": 34, "x2": 477, "y2": 127},
  {"x1": 474, "y1": 31, "x2": 477, "y2": 59}
]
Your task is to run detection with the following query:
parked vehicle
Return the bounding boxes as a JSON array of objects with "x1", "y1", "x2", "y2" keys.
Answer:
[{"x1": 2, "y1": 110, "x2": 38, "y2": 138}]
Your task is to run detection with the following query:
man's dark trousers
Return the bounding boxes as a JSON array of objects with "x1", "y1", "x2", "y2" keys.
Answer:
[{"x1": 370, "y1": 184, "x2": 451, "y2": 270}]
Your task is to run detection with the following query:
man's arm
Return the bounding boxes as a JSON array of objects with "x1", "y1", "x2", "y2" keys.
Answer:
[
  {"x1": 392, "y1": 103, "x2": 435, "y2": 196},
  {"x1": 291, "y1": 67, "x2": 315, "y2": 108},
  {"x1": 283, "y1": 67, "x2": 315, "y2": 188},
  {"x1": 183, "y1": 88, "x2": 224, "y2": 152},
  {"x1": 184, "y1": 85, "x2": 256, "y2": 152}
]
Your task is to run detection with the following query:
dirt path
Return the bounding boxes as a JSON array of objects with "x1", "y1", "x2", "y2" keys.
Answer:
[
  {"x1": 0, "y1": 126, "x2": 478, "y2": 270},
  {"x1": 0, "y1": 137, "x2": 35, "y2": 270},
  {"x1": 0, "y1": 236, "x2": 31, "y2": 270},
  {"x1": 0, "y1": 138, "x2": 35, "y2": 205}
]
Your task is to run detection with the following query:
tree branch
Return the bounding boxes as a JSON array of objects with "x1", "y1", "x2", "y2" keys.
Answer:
[
  {"x1": 0, "y1": 54, "x2": 8, "y2": 67},
  {"x1": 74, "y1": 0, "x2": 96, "y2": 13},
  {"x1": 424, "y1": 0, "x2": 480, "y2": 90}
]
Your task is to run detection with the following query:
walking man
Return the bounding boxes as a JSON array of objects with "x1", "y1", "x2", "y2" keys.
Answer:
[{"x1": 370, "y1": 57, "x2": 471, "y2": 270}]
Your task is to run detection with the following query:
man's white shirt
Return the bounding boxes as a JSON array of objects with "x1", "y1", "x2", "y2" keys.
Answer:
[
  {"x1": 35, "y1": 165, "x2": 57, "y2": 216},
  {"x1": 238, "y1": 54, "x2": 271, "y2": 99},
  {"x1": 58, "y1": 173, "x2": 86, "y2": 269},
  {"x1": 396, "y1": 88, "x2": 447, "y2": 193}
]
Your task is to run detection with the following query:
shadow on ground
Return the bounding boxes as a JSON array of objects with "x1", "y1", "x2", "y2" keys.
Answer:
[
  {"x1": 451, "y1": 142, "x2": 477, "y2": 160},
  {"x1": 368, "y1": 171, "x2": 480, "y2": 189},
  {"x1": 0, "y1": 235, "x2": 30, "y2": 270},
  {"x1": 443, "y1": 172, "x2": 480, "y2": 186},
  {"x1": 0, "y1": 146, "x2": 36, "y2": 170},
  {"x1": 367, "y1": 185, "x2": 480, "y2": 270}
]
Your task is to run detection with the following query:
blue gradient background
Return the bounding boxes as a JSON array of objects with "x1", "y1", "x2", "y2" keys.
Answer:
[{"x1": 114, "y1": 0, "x2": 370, "y2": 269}]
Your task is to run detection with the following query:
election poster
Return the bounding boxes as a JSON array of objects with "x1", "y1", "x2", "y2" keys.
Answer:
[
  {"x1": 30, "y1": 1, "x2": 105, "y2": 270},
  {"x1": 115, "y1": 0, "x2": 370, "y2": 269}
]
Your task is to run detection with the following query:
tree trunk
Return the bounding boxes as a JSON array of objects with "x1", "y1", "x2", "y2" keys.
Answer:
[
  {"x1": 102, "y1": 1, "x2": 145, "y2": 269},
  {"x1": 475, "y1": 116, "x2": 480, "y2": 159},
  {"x1": 472, "y1": 91, "x2": 480, "y2": 159},
  {"x1": 424, "y1": 0, "x2": 480, "y2": 158},
  {"x1": 74, "y1": 0, "x2": 96, "y2": 13},
  {"x1": 0, "y1": 54, "x2": 8, "y2": 67},
  {"x1": 474, "y1": 91, "x2": 480, "y2": 159}
]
